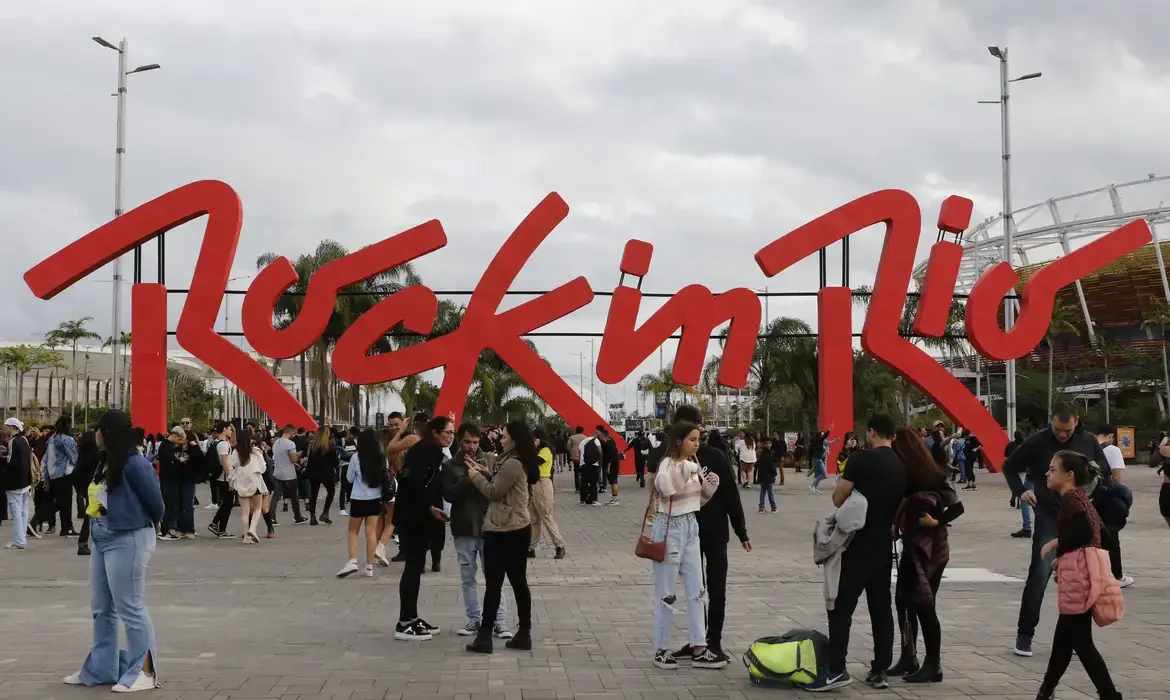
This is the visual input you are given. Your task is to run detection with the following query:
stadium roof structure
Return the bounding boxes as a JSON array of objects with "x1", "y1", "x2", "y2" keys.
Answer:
[{"x1": 913, "y1": 174, "x2": 1170, "y2": 344}]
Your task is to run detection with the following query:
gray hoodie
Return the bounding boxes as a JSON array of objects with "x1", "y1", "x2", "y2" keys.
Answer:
[{"x1": 812, "y1": 491, "x2": 869, "y2": 611}]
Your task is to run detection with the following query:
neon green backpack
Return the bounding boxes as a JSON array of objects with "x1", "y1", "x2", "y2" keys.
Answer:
[{"x1": 742, "y1": 629, "x2": 830, "y2": 686}]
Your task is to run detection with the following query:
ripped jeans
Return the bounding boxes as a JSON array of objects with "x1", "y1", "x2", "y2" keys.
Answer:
[{"x1": 650, "y1": 511, "x2": 706, "y2": 651}]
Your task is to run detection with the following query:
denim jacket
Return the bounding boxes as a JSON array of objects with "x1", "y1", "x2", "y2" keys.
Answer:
[
  {"x1": 100, "y1": 453, "x2": 165, "y2": 532},
  {"x1": 45, "y1": 433, "x2": 78, "y2": 481}
]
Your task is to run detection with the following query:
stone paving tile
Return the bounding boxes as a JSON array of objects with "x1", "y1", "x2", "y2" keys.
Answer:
[{"x1": 0, "y1": 466, "x2": 1167, "y2": 699}]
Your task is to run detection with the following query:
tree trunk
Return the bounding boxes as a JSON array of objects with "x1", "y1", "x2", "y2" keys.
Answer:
[
  {"x1": 71, "y1": 342, "x2": 79, "y2": 427},
  {"x1": 299, "y1": 352, "x2": 309, "y2": 412},
  {"x1": 364, "y1": 387, "x2": 371, "y2": 427},
  {"x1": 15, "y1": 371, "x2": 25, "y2": 420},
  {"x1": 122, "y1": 347, "x2": 130, "y2": 407},
  {"x1": 1047, "y1": 338, "x2": 1054, "y2": 417},
  {"x1": 33, "y1": 370, "x2": 40, "y2": 406},
  {"x1": 48, "y1": 370, "x2": 55, "y2": 415}
]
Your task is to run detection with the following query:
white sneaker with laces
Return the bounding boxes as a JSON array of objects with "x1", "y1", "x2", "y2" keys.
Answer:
[
  {"x1": 375, "y1": 542, "x2": 390, "y2": 567},
  {"x1": 457, "y1": 620, "x2": 481, "y2": 636},
  {"x1": 62, "y1": 672, "x2": 84, "y2": 685},
  {"x1": 1117, "y1": 574, "x2": 1135, "y2": 588},
  {"x1": 337, "y1": 559, "x2": 359, "y2": 578},
  {"x1": 112, "y1": 671, "x2": 159, "y2": 693},
  {"x1": 362, "y1": 564, "x2": 374, "y2": 577}
]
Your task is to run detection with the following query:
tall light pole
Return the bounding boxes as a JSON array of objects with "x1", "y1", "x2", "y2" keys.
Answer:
[
  {"x1": 587, "y1": 338, "x2": 595, "y2": 410},
  {"x1": 93, "y1": 36, "x2": 160, "y2": 410},
  {"x1": 569, "y1": 352, "x2": 585, "y2": 398},
  {"x1": 981, "y1": 46, "x2": 1041, "y2": 437}
]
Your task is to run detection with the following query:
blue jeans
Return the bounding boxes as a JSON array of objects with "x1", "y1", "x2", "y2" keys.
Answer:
[
  {"x1": 161, "y1": 482, "x2": 197, "y2": 535},
  {"x1": 811, "y1": 459, "x2": 828, "y2": 489},
  {"x1": 453, "y1": 535, "x2": 509, "y2": 626},
  {"x1": 956, "y1": 460, "x2": 967, "y2": 482},
  {"x1": 1017, "y1": 512, "x2": 1057, "y2": 638},
  {"x1": 5, "y1": 489, "x2": 29, "y2": 548},
  {"x1": 80, "y1": 519, "x2": 158, "y2": 687},
  {"x1": 759, "y1": 484, "x2": 775, "y2": 509},
  {"x1": 1020, "y1": 477, "x2": 1033, "y2": 531},
  {"x1": 650, "y1": 512, "x2": 705, "y2": 651}
]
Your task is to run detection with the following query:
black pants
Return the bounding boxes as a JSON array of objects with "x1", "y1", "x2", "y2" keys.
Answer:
[
  {"x1": 580, "y1": 464, "x2": 600, "y2": 503},
  {"x1": 309, "y1": 476, "x2": 335, "y2": 518},
  {"x1": 893, "y1": 551, "x2": 945, "y2": 666},
  {"x1": 429, "y1": 520, "x2": 445, "y2": 566},
  {"x1": 572, "y1": 462, "x2": 580, "y2": 493},
  {"x1": 211, "y1": 480, "x2": 235, "y2": 532},
  {"x1": 1103, "y1": 523, "x2": 1124, "y2": 580},
  {"x1": 828, "y1": 549, "x2": 895, "y2": 676},
  {"x1": 398, "y1": 528, "x2": 429, "y2": 622},
  {"x1": 35, "y1": 477, "x2": 75, "y2": 533},
  {"x1": 340, "y1": 477, "x2": 351, "y2": 511},
  {"x1": 478, "y1": 527, "x2": 532, "y2": 638},
  {"x1": 700, "y1": 540, "x2": 729, "y2": 651},
  {"x1": 268, "y1": 479, "x2": 303, "y2": 519},
  {"x1": 74, "y1": 479, "x2": 89, "y2": 545},
  {"x1": 634, "y1": 458, "x2": 646, "y2": 486},
  {"x1": 1042, "y1": 612, "x2": 1116, "y2": 696}
]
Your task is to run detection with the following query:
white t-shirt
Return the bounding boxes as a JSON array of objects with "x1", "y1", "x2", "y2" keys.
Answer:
[
  {"x1": 215, "y1": 440, "x2": 231, "y2": 482},
  {"x1": 272, "y1": 437, "x2": 299, "y2": 481},
  {"x1": 1102, "y1": 443, "x2": 1125, "y2": 473}
]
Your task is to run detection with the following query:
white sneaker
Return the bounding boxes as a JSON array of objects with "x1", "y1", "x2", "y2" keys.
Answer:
[
  {"x1": 339, "y1": 509, "x2": 348, "y2": 516},
  {"x1": 362, "y1": 564, "x2": 374, "y2": 577},
  {"x1": 1117, "y1": 574, "x2": 1135, "y2": 588},
  {"x1": 375, "y1": 542, "x2": 390, "y2": 567},
  {"x1": 336, "y1": 559, "x2": 359, "y2": 578},
  {"x1": 204, "y1": 504, "x2": 218, "y2": 510},
  {"x1": 62, "y1": 672, "x2": 84, "y2": 685},
  {"x1": 112, "y1": 671, "x2": 159, "y2": 693}
]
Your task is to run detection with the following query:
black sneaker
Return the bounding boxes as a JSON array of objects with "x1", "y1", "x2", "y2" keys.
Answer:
[
  {"x1": 1011, "y1": 529, "x2": 1032, "y2": 539},
  {"x1": 457, "y1": 620, "x2": 481, "y2": 637},
  {"x1": 216, "y1": 529, "x2": 234, "y2": 539},
  {"x1": 653, "y1": 650, "x2": 678, "y2": 670},
  {"x1": 294, "y1": 517, "x2": 309, "y2": 525},
  {"x1": 417, "y1": 619, "x2": 441, "y2": 635},
  {"x1": 394, "y1": 620, "x2": 432, "y2": 641},
  {"x1": 1014, "y1": 634, "x2": 1033, "y2": 657},
  {"x1": 673, "y1": 644, "x2": 693, "y2": 658},
  {"x1": 806, "y1": 671, "x2": 852, "y2": 692},
  {"x1": 864, "y1": 670, "x2": 889, "y2": 689},
  {"x1": 692, "y1": 647, "x2": 729, "y2": 669},
  {"x1": 206, "y1": 523, "x2": 221, "y2": 537}
]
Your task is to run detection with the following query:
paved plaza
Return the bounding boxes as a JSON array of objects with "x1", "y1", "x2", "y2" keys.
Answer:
[{"x1": 1, "y1": 466, "x2": 1167, "y2": 700}]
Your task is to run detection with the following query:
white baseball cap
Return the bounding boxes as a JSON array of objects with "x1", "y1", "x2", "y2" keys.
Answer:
[{"x1": 4, "y1": 417, "x2": 24, "y2": 431}]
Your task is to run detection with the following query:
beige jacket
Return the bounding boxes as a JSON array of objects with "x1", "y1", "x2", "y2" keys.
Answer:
[{"x1": 468, "y1": 452, "x2": 532, "y2": 532}]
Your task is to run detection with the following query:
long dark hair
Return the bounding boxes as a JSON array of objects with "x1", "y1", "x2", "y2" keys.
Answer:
[
  {"x1": 504, "y1": 420, "x2": 541, "y2": 485},
  {"x1": 421, "y1": 415, "x2": 451, "y2": 446},
  {"x1": 532, "y1": 426, "x2": 551, "y2": 451},
  {"x1": 893, "y1": 427, "x2": 947, "y2": 492},
  {"x1": 356, "y1": 427, "x2": 387, "y2": 489},
  {"x1": 236, "y1": 428, "x2": 254, "y2": 467},
  {"x1": 707, "y1": 428, "x2": 727, "y2": 452},
  {"x1": 96, "y1": 410, "x2": 134, "y2": 490},
  {"x1": 666, "y1": 421, "x2": 700, "y2": 461}
]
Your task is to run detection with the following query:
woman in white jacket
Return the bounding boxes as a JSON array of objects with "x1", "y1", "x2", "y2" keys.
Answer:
[
  {"x1": 648, "y1": 421, "x2": 722, "y2": 670},
  {"x1": 229, "y1": 428, "x2": 268, "y2": 543}
]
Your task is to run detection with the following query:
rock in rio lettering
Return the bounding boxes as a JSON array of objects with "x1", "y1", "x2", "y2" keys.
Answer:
[{"x1": 23, "y1": 181, "x2": 1152, "y2": 470}]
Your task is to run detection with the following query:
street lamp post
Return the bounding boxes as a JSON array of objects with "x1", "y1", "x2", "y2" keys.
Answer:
[
  {"x1": 981, "y1": 46, "x2": 1041, "y2": 437},
  {"x1": 569, "y1": 352, "x2": 585, "y2": 398},
  {"x1": 93, "y1": 37, "x2": 160, "y2": 410}
]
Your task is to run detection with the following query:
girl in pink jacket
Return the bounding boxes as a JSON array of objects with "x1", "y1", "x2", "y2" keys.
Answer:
[{"x1": 1036, "y1": 451, "x2": 1120, "y2": 700}]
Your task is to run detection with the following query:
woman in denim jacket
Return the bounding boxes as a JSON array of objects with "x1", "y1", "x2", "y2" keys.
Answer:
[{"x1": 64, "y1": 410, "x2": 165, "y2": 693}]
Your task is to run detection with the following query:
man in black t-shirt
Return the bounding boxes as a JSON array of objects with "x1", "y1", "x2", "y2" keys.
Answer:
[{"x1": 809, "y1": 413, "x2": 906, "y2": 693}]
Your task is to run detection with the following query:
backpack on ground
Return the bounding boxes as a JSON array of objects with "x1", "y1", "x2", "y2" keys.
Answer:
[
  {"x1": 742, "y1": 629, "x2": 830, "y2": 686},
  {"x1": 583, "y1": 438, "x2": 601, "y2": 466}
]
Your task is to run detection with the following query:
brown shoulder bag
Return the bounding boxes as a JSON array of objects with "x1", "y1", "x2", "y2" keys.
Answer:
[{"x1": 635, "y1": 485, "x2": 671, "y2": 562}]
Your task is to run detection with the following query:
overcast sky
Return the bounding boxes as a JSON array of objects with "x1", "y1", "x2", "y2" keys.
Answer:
[{"x1": 3, "y1": 0, "x2": 1169, "y2": 419}]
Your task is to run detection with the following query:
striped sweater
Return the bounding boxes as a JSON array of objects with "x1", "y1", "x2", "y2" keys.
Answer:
[{"x1": 655, "y1": 457, "x2": 719, "y2": 515}]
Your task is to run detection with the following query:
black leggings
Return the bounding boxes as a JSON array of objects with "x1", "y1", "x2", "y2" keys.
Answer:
[
  {"x1": 894, "y1": 552, "x2": 945, "y2": 665},
  {"x1": 479, "y1": 527, "x2": 532, "y2": 636},
  {"x1": 1042, "y1": 612, "x2": 1116, "y2": 696},
  {"x1": 397, "y1": 528, "x2": 429, "y2": 622},
  {"x1": 309, "y1": 476, "x2": 335, "y2": 517}
]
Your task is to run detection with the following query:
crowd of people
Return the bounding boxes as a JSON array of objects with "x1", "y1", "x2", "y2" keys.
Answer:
[{"x1": 0, "y1": 397, "x2": 1149, "y2": 698}]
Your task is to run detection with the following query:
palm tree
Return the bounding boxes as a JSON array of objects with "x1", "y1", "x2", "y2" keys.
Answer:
[
  {"x1": 638, "y1": 362, "x2": 696, "y2": 420},
  {"x1": 1141, "y1": 295, "x2": 1170, "y2": 416},
  {"x1": 464, "y1": 350, "x2": 546, "y2": 424},
  {"x1": 102, "y1": 331, "x2": 133, "y2": 407},
  {"x1": 1045, "y1": 301, "x2": 1080, "y2": 416},
  {"x1": 257, "y1": 240, "x2": 419, "y2": 424},
  {"x1": 1093, "y1": 331, "x2": 1123, "y2": 423},
  {"x1": 45, "y1": 317, "x2": 101, "y2": 426}
]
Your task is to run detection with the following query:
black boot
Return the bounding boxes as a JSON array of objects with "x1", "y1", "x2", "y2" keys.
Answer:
[
  {"x1": 466, "y1": 631, "x2": 493, "y2": 654},
  {"x1": 903, "y1": 662, "x2": 942, "y2": 683},
  {"x1": 554, "y1": 547, "x2": 566, "y2": 559},
  {"x1": 887, "y1": 598, "x2": 919, "y2": 675},
  {"x1": 1035, "y1": 686, "x2": 1054, "y2": 700},
  {"x1": 505, "y1": 627, "x2": 532, "y2": 650}
]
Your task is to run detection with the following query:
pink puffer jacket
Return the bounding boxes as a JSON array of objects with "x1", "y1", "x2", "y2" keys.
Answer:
[{"x1": 1056, "y1": 546, "x2": 1124, "y2": 625}]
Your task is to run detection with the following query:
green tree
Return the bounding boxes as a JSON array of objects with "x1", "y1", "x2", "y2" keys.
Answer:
[
  {"x1": 1045, "y1": 300, "x2": 1081, "y2": 416},
  {"x1": 1141, "y1": 295, "x2": 1170, "y2": 418},
  {"x1": 102, "y1": 331, "x2": 133, "y2": 408},
  {"x1": 638, "y1": 362, "x2": 696, "y2": 419},
  {"x1": 257, "y1": 240, "x2": 419, "y2": 425},
  {"x1": 44, "y1": 317, "x2": 101, "y2": 427}
]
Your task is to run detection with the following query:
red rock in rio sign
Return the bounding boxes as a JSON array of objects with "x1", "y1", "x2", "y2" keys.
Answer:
[{"x1": 24, "y1": 181, "x2": 1151, "y2": 472}]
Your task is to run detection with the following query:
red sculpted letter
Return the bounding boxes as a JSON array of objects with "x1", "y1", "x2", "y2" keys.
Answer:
[
  {"x1": 23, "y1": 181, "x2": 311, "y2": 430},
  {"x1": 598, "y1": 241, "x2": 760, "y2": 388},
  {"x1": 817, "y1": 288, "x2": 852, "y2": 472},
  {"x1": 966, "y1": 220, "x2": 1151, "y2": 360},
  {"x1": 132, "y1": 284, "x2": 168, "y2": 435}
]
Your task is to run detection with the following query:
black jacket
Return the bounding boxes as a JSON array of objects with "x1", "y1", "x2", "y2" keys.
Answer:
[
  {"x1": 394, "y1": 442, "x2": 445, "y2": 529},
  {"x1": 306, "y1": 446, "x2": 339, "y2": 481},
  {"x1": 1, "y1": 435, "x2": 32, "y2": 492},
  {"x1": 755, "y1": 454, "x2": 778, "y2": 485},
  {"x1": 441, "y1": 452, "x2": 493, "y2": 539},
  {"x1": 1003, "y1": 427, "x2": 1109, "y2": 517},
  {"x1": 157, "y1": 440, "x2": 184, "y2": 484}
]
